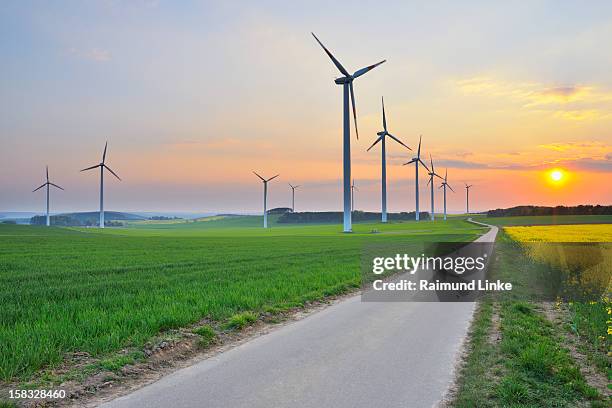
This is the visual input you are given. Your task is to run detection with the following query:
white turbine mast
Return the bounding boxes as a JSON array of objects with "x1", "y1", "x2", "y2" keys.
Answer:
[
  {"x1": 254, "y1": 171, "x2": 279, "y2": 228},
  {"x1": 288, "y1": 183, "x2": 300, "y2": 213},
  {"x1": 438, "y1": 168, "x2": 455, "y2": 220},
  {"x1": 426, "y1": 154, "x2": 443, "y2": 221},
  {"x1": 80, "y1": 142, "x2": 121, "y2": 228},
  {"x1": 32, "y1": 166, "x2": 64, "y2": 226},
  {"x1": 312, "y1": 33, "x2": 386, "y2": 232},
  {"x1": 367, "y1": 97, "x2": 411, "y2": 223},
  {"x1": 402, "y1": 136, "x2": 429, "y2": 221},
  {"x1": 465, "y1": 183, "x2": 474, "y2": 214}
]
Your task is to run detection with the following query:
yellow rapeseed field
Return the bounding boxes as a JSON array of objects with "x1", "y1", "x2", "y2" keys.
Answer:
[
  {"x1": 505, "y1": 223, "x2": 611, "y2": 298},
  {"x1": 505, "y1": 223, "x2": 611, "y2": 359},
  {"x1": 504, "y1": 224, "x2": 612, "y2": 242}
]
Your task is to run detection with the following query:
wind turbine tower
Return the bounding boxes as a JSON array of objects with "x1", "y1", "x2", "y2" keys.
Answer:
[
  {"x1": 351, "y1": 179, "x2": 357, "y2": 213},
  {"x1": 367, "y1": 97, "x2": 411, "y2": 222},
  {"x1": 426, "y1": 155, "x2": 443, "y2": 221},
  {"x1": 254, "y1": 172, "x2": 279, "y2": 228},
  {"x1": 439, "y1": 169, "x2": 454, "y2": 221},
  {"x1": 289, "y1": 183, "x2": 300, "y2": 212},
  {"x1": 403, "y1": 136, "x2": 429, "y2": 221},
  {"x1": 312, "y1": 33, "x2": 386, "y2": 232},
  {"x1": 465, "y1": 184, "x2": 474, "y2": 214},
  {"x1": 32, "y1": 166, "x2": 64, "y2": 226},
  {"x1": 80, "y1": 142, "x2": 121, "y2": 228}
]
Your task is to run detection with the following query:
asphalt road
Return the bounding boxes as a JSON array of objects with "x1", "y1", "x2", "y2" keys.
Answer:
[{"x1": 101, "y1": 223, "x2": 498, "y2": 408}]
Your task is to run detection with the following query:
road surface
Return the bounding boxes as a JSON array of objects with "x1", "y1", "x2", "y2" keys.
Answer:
[{"x1": 101, "y1": 223, "x2": 498, "y2": 408}]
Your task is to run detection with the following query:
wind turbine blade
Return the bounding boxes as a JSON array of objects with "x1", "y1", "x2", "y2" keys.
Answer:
[
  {"x1": 80, "y1": 164, "x2": 101, "y2": 172},
  {"x1": 289, "y1": 183, "x2": 294, "y2": 189},
  {"x1": 349, "y1": 82, "x2": 358, "y2": 139},
  {"x1": 419, "y1": 158, "x2": 430, "y2": 172},
  {"x1": 266, "y1": 174, "x2": 280, "y2": 182},
  {"x1": 104, "y1": 164, "x2": 121, "y2": 181},
  {"x1": 32, "y1": 183, "x2": 46, "y2": 192},
  {"x1": 387, "y1": 133, "x2": 411, "y2": 150},
  {"x1": 417, "y1": 135, "x2": 422, "y2": 158},
  {"x1": 438, "y1": 184, "x2": 444, "y2": 189},
  {"x1": 295, "y1": 185, "x2": 300, "y2": 189},
  {"x1": 448, "y1": 184, "x2": 455, "y2": 193},
  {"x1": 102, "y1": 141, "x2": 108, "y2": 164},
  {"x1": 434, "y1": 173, "x2": 444, "y2": 180},
  {"x1": 366, "y1": 136, "x2": 383, "y2": 152},
  {"x1": 403, "y1": 158, "x2": 417, "y2": 166},
  {"x1": 381, "y1": 97, "x2": 387, "y2": 131},
  {"x1": 429, "y1": 154, "x2": 434, "y2": 172},
  {"x1": 352, "y1": 60, "x2": 386, "y2": 78},
  {"x1": 49, "y1": 182, "x2": 64, "y2": 190},
  {"x1": 46, "y1": 166, "x2": 49, "y2": 182},
  {"x1": 427, "y1": 177, "x2": 431, "y2": 186},
  {"x1": 253, "y1": 171, "x2": 265, "y2": 182},
  {"x1": 445, "y1": 168, "x2": 448, "y2": 182},
  {"x1": 311, "y1": 33, "x2": 350, "y2": 77}
]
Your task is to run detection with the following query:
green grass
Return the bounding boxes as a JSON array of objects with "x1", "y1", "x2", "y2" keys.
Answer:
[
  {"x1": 453, "y1": 229, "x2": 607, "y2": 407},
  {"x1": 0, "y1": 218, "x2": 482, "y2": 381},
  {"x1": 454, "y1": 301, "x2": 602, "y2": 407},
  {"x1": 453, "y1": 302, "x2": 499, "y2": 408},
  {"x1": 223, "y1": 312, "x2": 258, "y2": 330},
  {"x1": 568, "y1": 301, "x2": 611, "y2": 379},
  {"x1": 497, "y1": 302, "x2": 599, "y2": 405},
  {"x1": 193, "y1": 325, "x2": 217, "y2": 348},
  {"x1": 483, "y1": 214, "x2": 612, "y2": 226}
]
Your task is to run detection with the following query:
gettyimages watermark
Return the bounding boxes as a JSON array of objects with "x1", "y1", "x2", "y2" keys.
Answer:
[{"x1": 361, "y1": 241, "x2": 611, "y2": 302}]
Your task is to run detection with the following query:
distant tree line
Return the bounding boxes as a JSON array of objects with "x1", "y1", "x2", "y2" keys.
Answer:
[
  {"x1": 30, "y1": 215, "x2": 125, "y2": 227},
  {"x1": 268, "y1": 207, "x2": 292, "y2": 215},
  {"x1": 487, "y1": 205, "x2": 612, "y2": 217},
  {"x1": 278, "y1": 211, "x2": 428, "y2": 224},
  {"x1": 30, "y1": 215, "x2": 82, "y2": 226},
  {"x1": 148, "y1": 216, "x2": 182, "y2": 220}
]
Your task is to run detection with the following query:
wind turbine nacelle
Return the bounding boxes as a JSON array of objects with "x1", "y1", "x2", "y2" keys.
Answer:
[
  {"x1": 377, "y1": 131, "x2": 385, "y2": 136},
  {"x1": 334, "y1": 77, "x2": 352, "y2": 85}
]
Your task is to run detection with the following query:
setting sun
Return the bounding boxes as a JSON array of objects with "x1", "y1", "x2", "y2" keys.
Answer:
[{"x1": 547, "y1": 168, "x2": 567, "y2": 185}]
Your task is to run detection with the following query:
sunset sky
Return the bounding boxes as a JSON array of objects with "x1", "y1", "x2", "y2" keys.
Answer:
[{"x1": 1, "y1": 1, "x2": 611, "y2": 214}]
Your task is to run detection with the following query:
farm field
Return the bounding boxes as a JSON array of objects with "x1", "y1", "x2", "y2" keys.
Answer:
[
  {"x1": 504, "y1": 223, "x2": 612, "y2": 242},
  {"x1": 453, "y1": 222, "x2": 611, "y2": 407},
  {"x1": 0, "y1": 217, "x2": 485, "y2": 382},
  {"x1": 481, "y1": 214, "x2": 612, "y2": 226}
]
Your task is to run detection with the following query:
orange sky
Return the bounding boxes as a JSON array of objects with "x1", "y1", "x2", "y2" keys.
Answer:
[{"x1": 0, "y1": 2, "x2": 610, "y2": 213}]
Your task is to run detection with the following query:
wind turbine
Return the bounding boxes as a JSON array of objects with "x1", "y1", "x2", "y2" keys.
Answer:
[
  {"x1": 80, "y1": 142, "x2": 121, "y2": 228},
  {"x1": 312, "y1": 33, "x2": 386, "y2": 233},
  {"x1": 254, "y1": 172, "x2": 279, "y2": 228},
  {"x1": 426, "y1": 154, "x2": 443, "y2": 221},
  {"x1": 351, "y1": 179, "x2": 358, "y2": 213},
  {"x1": 438, "y1": 168, "x2": 455, "y2": 221},
  {"x1": 367, "y1": 97, "x2": 411, "y2": 223},
  {"x1": 289, "y1": 183, "x2": 300, "y2": 212},
  {"x1": 465, "y1": 183, "x2": 474, "y2": 214},
  {"x1": 403, "y1": 136, "x2": 429, "y2": 221},
  {"x1": 32, "y1": 166, "x2": 64, "y2": 226}
]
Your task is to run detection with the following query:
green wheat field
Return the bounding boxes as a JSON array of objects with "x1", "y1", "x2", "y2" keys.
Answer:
[{"x1": 0, "y1": 216, "x2": 485, "y2": 381}]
